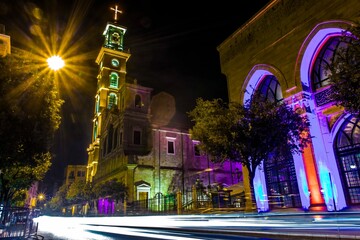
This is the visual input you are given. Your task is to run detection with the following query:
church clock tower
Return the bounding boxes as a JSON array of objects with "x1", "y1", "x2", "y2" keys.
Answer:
[{"x1": 86, "y1": 6, "x2": 152, "y2": 186}]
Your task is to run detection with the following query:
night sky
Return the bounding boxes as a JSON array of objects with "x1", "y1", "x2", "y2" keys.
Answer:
[{"x1": 0, "y1": 0, "x2": 271, "y2": 193}]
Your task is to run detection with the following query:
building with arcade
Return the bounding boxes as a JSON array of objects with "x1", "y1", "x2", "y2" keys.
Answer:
[{"x1": 218, "y1": 0, "x2": 360, "y2": 211}]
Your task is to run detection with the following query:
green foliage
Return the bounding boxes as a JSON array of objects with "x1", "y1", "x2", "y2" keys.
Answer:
[
  {"x1": 188, "y1": 98, "x2": 240, "y2": 163},
  {"x1": 188, "y1": 97, "x2": 311, "y2": 183},
  {"x1": 66, "y1": 180, "x2": 94, "y2": 204},
  {"x1": 11, "y1": 189, "x2": 27, "y2": 207},
  {"x1": 328, "y1": 24, "x2": 360, "y2": 116},
  {"x1": 93, "y1": 178, "x2": 127, "y2": 203},
  {"x1": 0, "y1": 49, "x2": 63, "y2": 206},
  {"x1": 47, "y1": 178, "x2": 127, "y2": 211},
  {"x1": 48, "y1": 184, "x2": 68, "y2": 211}
]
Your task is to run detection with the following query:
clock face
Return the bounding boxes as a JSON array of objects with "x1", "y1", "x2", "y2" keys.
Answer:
[{"x1": 111, "y1": 58, "x2": 119, "y2": 67}]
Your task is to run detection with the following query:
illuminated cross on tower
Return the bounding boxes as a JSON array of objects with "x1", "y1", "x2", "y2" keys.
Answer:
[{"x1": 110, "y1": 5, "x2": 123, "y2": 21}]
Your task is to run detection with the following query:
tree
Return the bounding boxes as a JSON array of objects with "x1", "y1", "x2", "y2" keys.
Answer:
[
  {"x1": 188, "y1": 97, "x2": 311, "y2": 207},
  {"x1": 46, "y1": 179, "x2": 127, "y2": 215},
  {"x1": 328, "y1": 24, "x2": 360, "y2": 116},
  {"x1": 0, "y1": 49, "x2": 63, "y2": 207},
  {"x1": 67, "y1": 180, "x2": 86, "y2": 204},
  {"x1": 48, "y1": 184, "x2": 68, "y2": 211},
  {"x1": 93, "y1": 178, "x2": 127, "y2": 203},
  {"x1": 66, "y1": 180, "x2": 94, "y2": 205}
]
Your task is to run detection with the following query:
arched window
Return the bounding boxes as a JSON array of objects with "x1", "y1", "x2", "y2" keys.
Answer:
[
  {"x1": 335, "y1": 115, "x2": 360, "y2": 204},
  {"x1": 109, "y1": 72, "x2": 119, "y2": 88},
  {"x1": 95, "y1": 95, "x2": 100, "y2": 113},
  {"x1": 93, "y1": 120, "x2": 98, "y2": 140},
  {"x1": 135, "y1": 94, "x2": 142, "y2": 108},
  {"x1": 253, "y1": 74, "x2": 300, "y2": 208},
  {"x1": 254, "y1": 75, "x2": 283, "y2": 103},
  {"x1": 311, "y1": 36, "x2": 352, "y2": 91},
  {"x1": 108, "y1": 93, "x2": 117, "y2": 109}
]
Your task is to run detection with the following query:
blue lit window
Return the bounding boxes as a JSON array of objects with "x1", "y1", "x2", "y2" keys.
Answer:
[
  {"x1": 93, "y1": 121, "x2": 98, "y2": 140},
  {"x1": 108, "y1": 93, "x2": 117, "y2": 109},
  {"x1": 255, "y1": 75, "x2": 283, "y2": 103},
  {"x1": 335, "y1": 115, "x2": 360, "y2": 204},
  {"x1": 311, "y1": 36, "x2": 352, "y2": 91},
  {"x1": 109, "y1": 72, "x2": 119, "y2": 88},
  {"x1": 95, "y1": 95, "x2": 100, "y2": 113}
]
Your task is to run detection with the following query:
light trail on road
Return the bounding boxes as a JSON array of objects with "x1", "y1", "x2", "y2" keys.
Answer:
[{"x1": 34, "y1": 213, "x2": 360, "y2": 239}]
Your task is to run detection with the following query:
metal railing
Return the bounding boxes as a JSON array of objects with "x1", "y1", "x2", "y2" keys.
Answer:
[
  {"x1": 0, "y1": 206, "x2": 39, "y2": 239},
  {"x1": 126, "y1": 194, "x2": 177, "y2": 215}
]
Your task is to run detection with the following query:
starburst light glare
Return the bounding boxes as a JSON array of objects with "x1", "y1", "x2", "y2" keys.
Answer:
[{"x1": 47, "y1": 55, "x2": 65, "y2": 71}]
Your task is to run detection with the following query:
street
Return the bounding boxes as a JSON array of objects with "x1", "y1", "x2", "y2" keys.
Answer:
[{"x1": 33, "y1": 210, "x2": 360, "y2": 239}]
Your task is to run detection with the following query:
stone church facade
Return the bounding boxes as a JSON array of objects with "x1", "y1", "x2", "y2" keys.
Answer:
[
  {"x1": 86, "y1": 17, "x2": 242, "y2": 207},
  {"x1": 218, "y1": 0, "x2": 360, "y2": 211}
]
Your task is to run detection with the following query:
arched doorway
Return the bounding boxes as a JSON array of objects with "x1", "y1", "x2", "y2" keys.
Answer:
[
  {"x1": 334, "y1": 115, "x2": 360, "y2": 205},
  {"x1": 248, "y1": 73, "x2": 302, "y2": 209},
  {"x1": 258, "y1": 75, "x2": 301, "y2": 208}
]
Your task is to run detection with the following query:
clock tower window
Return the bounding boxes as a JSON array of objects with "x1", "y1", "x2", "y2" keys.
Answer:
[
  {"x1": 93, "y1": 121, "x2": 98, "y2": 140},
  {"x1": 95, "y1": 95, "x2": 100, "y2": 113},
  {"x1": 109, "y1": 72, "x2": 119, "y2": 88},
  {"x1": 108, "y1": 93, "x2": 118, "y2": 109}
]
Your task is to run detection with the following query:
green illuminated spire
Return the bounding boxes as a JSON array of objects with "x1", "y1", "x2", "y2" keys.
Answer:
[{"x1": 102, "y1": 5, "x2": 126, "y2": 51}]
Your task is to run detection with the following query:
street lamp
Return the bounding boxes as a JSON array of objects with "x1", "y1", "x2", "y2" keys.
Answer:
[
  {"x1": 47, "y1": 55, "x2": 64, "y2": 71},
  {"x1": 38, "y1": 193, "x2": 45, "y2": 201},
  {"x1": 37, "y1": 193, "x2": 46, "y2": 209}
]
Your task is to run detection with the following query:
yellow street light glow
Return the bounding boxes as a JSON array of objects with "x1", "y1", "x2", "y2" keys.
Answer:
[
  {"x1": 38, "y1": 193, "x2": 45, "y2": 200},
  {"x1": 47, "y1": 55, "x2": 65, "y2": 71}
]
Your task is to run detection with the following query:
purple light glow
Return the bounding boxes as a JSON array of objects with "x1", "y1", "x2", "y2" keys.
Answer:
[
  {"x1": 299, "y1": 23, "x2": 348, "y2": 210},
  {"x1": 98, "y1": 198, "x2": 115, "y2": 214}
]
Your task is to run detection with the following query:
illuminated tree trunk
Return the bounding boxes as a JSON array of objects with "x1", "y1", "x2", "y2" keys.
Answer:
[{"x1": 243, "y1": 166, "x2": 256, "y2": 212}]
